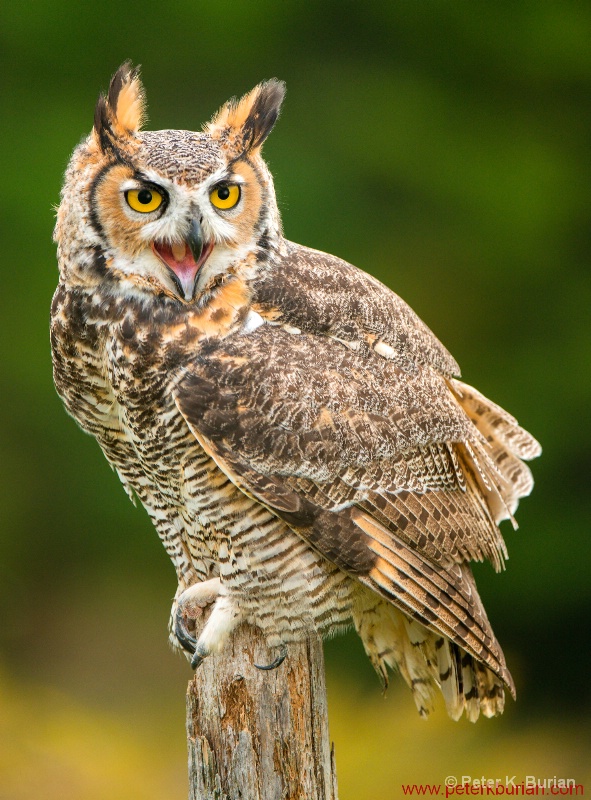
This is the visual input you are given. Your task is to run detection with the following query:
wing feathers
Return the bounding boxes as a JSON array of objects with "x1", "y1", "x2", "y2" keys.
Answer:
[
  {"x1": 173, "y1": 326, "x2": 537, "y2": 707},
  {"x1": 252, "y1": 242, "x2": 461, "y2": 377},
  {"x1": 350, "y1": 508, "x2": 513, "y2": 692},
  {"x1": 360, "y1": 481, "x2": 506, "y2": 572}
]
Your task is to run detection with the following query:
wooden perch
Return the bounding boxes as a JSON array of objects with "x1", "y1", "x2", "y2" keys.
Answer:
[{"x1": 186, "y1": 623, "x2": 339, "y2": 799}]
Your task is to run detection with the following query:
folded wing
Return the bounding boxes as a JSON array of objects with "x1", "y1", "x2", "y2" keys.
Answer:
[{"x1": 175, "y1": 323, "x2": 539, "y2": 704}]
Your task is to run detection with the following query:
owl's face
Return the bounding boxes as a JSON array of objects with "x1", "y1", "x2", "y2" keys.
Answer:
[{"x1": 56, "y1": 64, "x2": 285, "y2": 304}]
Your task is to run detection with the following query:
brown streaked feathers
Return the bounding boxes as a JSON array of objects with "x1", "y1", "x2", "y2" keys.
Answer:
[
  {"x1": 173, "y1": 321, "x2": 524, "y2": 692},
  {"x1": 51, "y1": 63, "x2": 540, "y2": 722}
]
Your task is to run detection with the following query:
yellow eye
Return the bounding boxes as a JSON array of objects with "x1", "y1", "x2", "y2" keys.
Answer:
[
  {"x1": 210, "y1": 183, "x2": 241, "y2": 210},
  {"x1": 125, "y1": 188, "x2": 164, "y2": 213}
]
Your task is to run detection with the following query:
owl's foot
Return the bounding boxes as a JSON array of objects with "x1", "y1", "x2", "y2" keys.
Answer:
[
  {"x1": 174, "y1": 577, "x2": 221, "y2": 656},
  {"x1": 175, "y1": 581, "x2": 285, "y2": 671},
  {"x1": 254, "y1": 643, "x2": 288, "y2": 671},
  {"x1": 175, "y1": 578, "x2": 242, "y2": 669}
]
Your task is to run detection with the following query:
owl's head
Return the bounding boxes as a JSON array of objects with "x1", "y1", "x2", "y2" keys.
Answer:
[{"x1": 56, "y1": 63, "x2": 285, "y2": 303}]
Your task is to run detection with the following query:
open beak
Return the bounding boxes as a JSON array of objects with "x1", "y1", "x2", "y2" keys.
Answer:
[{"x1": 152, "y1": 219, "x2": 214, "y2": 301}]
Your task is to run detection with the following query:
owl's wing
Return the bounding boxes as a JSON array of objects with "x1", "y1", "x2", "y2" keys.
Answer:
[
  {"x1": 175, "y1": 324, "x2": 538, "y2": 689},
  {"x1": 252, "y1": 241, "x2": 461, "y2": 377}
]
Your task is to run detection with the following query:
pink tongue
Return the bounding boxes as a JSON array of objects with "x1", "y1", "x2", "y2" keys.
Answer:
[{"x1": 153, "y1": 242, "x2": 199, "y2": 284}]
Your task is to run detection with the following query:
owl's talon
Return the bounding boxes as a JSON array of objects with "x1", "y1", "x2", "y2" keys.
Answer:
[
  {"x1": 191, "y1": 644, "x2": 210, "y2": 670},
  {"x1": 173, "y1": 577, "x2": 222, "y2": 655},
  {"x1": 254, "y1": 643, "x2": 287, "y2": 671},
  {"x1": 174, "y1": 606, "x2": 198, "y2": 655}
]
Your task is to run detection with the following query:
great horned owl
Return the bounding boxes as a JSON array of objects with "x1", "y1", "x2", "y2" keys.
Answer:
[{"x1": 51, "y1": 63, "x2": 540, "y2": 721}]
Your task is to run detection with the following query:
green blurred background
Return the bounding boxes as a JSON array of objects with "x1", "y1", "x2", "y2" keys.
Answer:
[{"x1": 1, "y1": 2, "x2": 590, "y2": 797}]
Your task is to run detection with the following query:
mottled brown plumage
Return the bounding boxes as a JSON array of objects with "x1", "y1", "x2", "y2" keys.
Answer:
[{"x1": 51, "y1": 63, "x2": 540, "y2": 721}]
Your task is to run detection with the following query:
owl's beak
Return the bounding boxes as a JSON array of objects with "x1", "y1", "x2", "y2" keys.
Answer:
[
  {"x1": 186, "y1": 218, "x2": 204, "y2": 265},
  {"x1": 152, "y1": 218, "x2": 213, "y2": 302}
]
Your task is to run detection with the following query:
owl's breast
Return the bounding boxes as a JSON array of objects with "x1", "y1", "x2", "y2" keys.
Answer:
[
  {"x1": 50, "y1": 283, "x2": 122, "y2": 441},
  {"x1": 51, "y1": 280, "x2": 262, "y2": 539},
  {"x1": 51, "y1": 283, "x2": 188, "y2": 490},
  {"x1": 102, "y1": 322, "x2": 196, "y2": 499}
]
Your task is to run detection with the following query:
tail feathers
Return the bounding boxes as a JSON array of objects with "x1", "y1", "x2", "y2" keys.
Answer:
[
  {"x1": 450, "y1": 379, "x2": 541, "y2": 525},
  {"x1": 353, "y1": 598, "x2": 438, "y2": 717},
  {"x1": 436, "y1": 639, "x2": 505, "y2": 722},
  {"x1": 354, "y1": 597, "x2": 506, "y2": 722},
  {"x1": 405, "y1": 620, "x2": 506, "y2": 722}
]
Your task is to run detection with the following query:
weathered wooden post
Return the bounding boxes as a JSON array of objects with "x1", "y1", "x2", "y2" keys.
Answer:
[{"x1": 186, "y1": 623, "x2": 339, "y2": 799}]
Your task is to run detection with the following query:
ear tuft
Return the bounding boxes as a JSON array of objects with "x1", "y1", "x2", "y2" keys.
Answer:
[
  {"x1": 108, "y1": 61, "x2": 146, "y2": 132},
  {"x1": 246, "y1": 80, "x2": 286, "y2": 149},
  {"x1": 94, "y1": 62, "x2": 146, "y2": 153},
  {"x1": 207, "y1": 79, "x2": 285, "y2": 152}
]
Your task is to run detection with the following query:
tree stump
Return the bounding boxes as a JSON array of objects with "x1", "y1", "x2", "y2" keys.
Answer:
[{"x1": 186, "y1": 623, "x2": 339, "y2": 800}]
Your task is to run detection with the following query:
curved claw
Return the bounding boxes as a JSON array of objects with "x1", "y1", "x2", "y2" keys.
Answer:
[
  {"x1": 254, "y1": 643, "x2": 287, "y2": 671},
  {"x1": 191, "y1": 644, "x2": 210, "y2": 670},
  {"x1": 174, "y1": 606, "x2": 197, "y2": 655}
]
